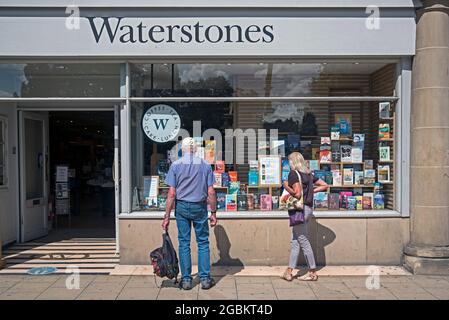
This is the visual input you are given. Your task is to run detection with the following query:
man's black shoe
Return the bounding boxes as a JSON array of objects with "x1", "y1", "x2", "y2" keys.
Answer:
[{"x1": 200, "y1": 278, "x2": 216, "y2": 290}]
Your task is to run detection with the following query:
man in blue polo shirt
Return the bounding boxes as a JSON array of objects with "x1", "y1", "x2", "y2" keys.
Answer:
[{"x1": 162, "y1": 137, "x2": 217, "y2": 290}]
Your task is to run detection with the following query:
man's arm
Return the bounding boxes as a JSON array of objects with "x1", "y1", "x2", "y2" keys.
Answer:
[
  {"x1": 162, "y1": 187, "x2": 176, "y2": 230},
  {"x1": 207, "y1": 186, "x2": 218, "y2": 227}
]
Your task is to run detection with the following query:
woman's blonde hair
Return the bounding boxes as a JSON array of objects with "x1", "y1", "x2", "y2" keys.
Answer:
[{"x1": 288, "y1": 152, "x2": 310, "y2": 174}]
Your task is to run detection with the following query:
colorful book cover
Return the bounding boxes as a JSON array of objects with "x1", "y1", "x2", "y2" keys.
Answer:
[
  {"x1": 324, "y1": 171, "x2": 333, "y2": 185},
  {"x1": 329, "y1": 193, "x2": 340, "y2": 210},
  {"x1": 379, "y1": 102, "x2": 391, "y2": 119},
  {"x1": 378, "y1": 123, "x2": 391, "y2": 140},
  {"x1": 319, "y1": 150, "x2": 331, "y2": 163},
  {"x1": 247, "y1": 194, "x2": 255, "y2": 210},
  {"x1": 339, "y1": 191, "x2": 353, "y2": 209},
  {"x1": 272, "y1": 196, "x2": 279, "y2": 210},
  {"x1": 343, "y1": 168, "x2": 354, "y2": 185},
  {"x1": 340, "y1": 145, "x2": 352, "y2": 162},
  {"x1": 229, "y1": 181, "x2": 240, "y2": 194},
  {"x1": 354, "y1": 171, "x2": 364, "y2": 185},
  {"x1": 335, "y1": 114, "x2": 352, "y2": 136},
  {"x1": 331, "y1": 125, "x2": 341, "y2": 140},
  {"x1": 353, "y1": 134, "x2": 365, "y2": 149},
  {"x1": 364, "y1": 160, "x2": 374, "y2": 169},
  {"x1": 215, "y1": 160, "x2": 225, "y2": 173},
  {"x1": 225, "y1": 194, "x2": 237, "y2": 211},
  {"x1": 237, "y1": 194, "x2": 248, "y2": 211},
  {"x1": 347, "y1": 196, "x2": 357, "y2": 210},
  {"x1": 221, "y1": 172, "x2": 230, "y2": 187},
  {"x1": 281, "y1": 159, "x2": 290, "y2": 182},
  {"x1": 204, "y1": 140, "x2": 216, "y2": 164},
  {"x1": 248, "y1": 171, "x2": 259, "y2": 186},
  {"x1": 253, "y1": 191, "x2": 261, "y2": 209},
  {"x1": 311, "y1": 147, "x2": 320, "y2": 160},
  {"x1": 213, "y1": 172, "x2": 223, "y2": 188},
  {"x1": 332, "y1": 170, "x2": 342, "y2": 186},
  {"x1": 378, "y1": 165, "x2": 391, "y2": 183},
  {"x1": 373, "y1": 193, "x2": 385, "y2": 209},
  {"x1": 356, "y1": 196, "x2": 363, "y2": 210},
  {"x1": 260, "y1": 194, "x2": 272, "y2": 211},
  {"x1": 379, "y1": 146, "x2": 390, "y2": 161},
  {"x1": 331, "y1": 141, "x2": 341, "y2": 162},
  {"x1": 321, "y1": 137, "x2": 331, "y2": 145},
  {"x1": 216, "y1": 192, "x2": 227, "y2": 211},
  {"x1": 351, "y1": 147, "x2": 363, "y2": 163},
  {"x1": 313, "y1": 170, "x2": 328, "y2": 183},
  {"x1": 314, "y1": 192, "x2": 329, "y2": 209},
  {"x1": 228, "y1": 171, "x2": 238, "y2": 182},
  {"x1": 157, "y1": 195, "x2": 167, "y2": 210},
  {"x1": 364, "y1": 170, "x2": 376, "y2": 185},
  {"x1": 362, "y1": 196, "x2": 372, "y2": 210},
  {"x1": 308, "y1": 160, "x2": 320, "y2": 172}
]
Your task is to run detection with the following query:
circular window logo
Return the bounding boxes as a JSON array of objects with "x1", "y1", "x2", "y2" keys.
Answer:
[{"x1": 141, "y1": 104, "x2": 181, "y2": 143}]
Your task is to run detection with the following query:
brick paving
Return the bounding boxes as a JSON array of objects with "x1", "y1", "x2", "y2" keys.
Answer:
[{"x1": 0, "y1": 274, "x2": 448, "y2": 300}]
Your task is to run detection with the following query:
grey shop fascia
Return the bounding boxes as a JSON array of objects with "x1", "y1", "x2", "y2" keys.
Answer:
[{"x1": 88, "y1": 17, "x2": 275, "y2": 44}]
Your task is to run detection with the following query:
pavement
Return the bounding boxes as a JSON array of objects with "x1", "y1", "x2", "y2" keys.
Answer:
[{"x1": 1, "y1": 268, "x2": 449, "y2": 300}]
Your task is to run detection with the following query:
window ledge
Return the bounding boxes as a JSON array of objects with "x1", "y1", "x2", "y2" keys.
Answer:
[{"x1": 119, "y1": 210, "x2": 402, "y2": 219}]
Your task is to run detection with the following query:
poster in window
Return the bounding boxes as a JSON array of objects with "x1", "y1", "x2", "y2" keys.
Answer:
[
  {"x1": 142, "y1": 176, "x2": 159, "y2": 207},
  {"x1": 258, "y1": 155, "x2": 281, "y2": 187}
]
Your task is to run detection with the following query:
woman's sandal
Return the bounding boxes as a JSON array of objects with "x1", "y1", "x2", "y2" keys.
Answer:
[
  {"x1": 280, "y1": 269, "x2": 294, "y2": 282},
  {"x1": 298, "y1": 273, "x2": 318, "y2": 281}
]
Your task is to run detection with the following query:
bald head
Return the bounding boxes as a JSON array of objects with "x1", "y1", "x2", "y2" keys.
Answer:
[{"x1": 181, "y1": 137, "x2": 197, "y2": 154}]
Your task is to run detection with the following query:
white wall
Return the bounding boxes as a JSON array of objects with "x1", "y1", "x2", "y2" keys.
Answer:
[{"x1": 0, "y1": 102, "x2": 18, "y2": 245}]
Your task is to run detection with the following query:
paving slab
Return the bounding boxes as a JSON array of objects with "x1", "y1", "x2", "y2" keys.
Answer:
[
  {"x1": 198, "y1": 288, "x2": 238, "y2": 300},
  {"x1": 0, "y1": 291, "x2": 42, "y2": 300},
  {"x1": 76, "y1": 291, "x2": 120, "y2": 300},
  {"x1": 349, "y1": 287, "x2": 398, "y2": 300},
  {"x1": 117, "y1": 287, "x2": 160, "y2": 300},
  {"x1": 422, "y1": 288, "x2": 449, "y2": 300},
  {"x1": 274, "y1": 288, "x2": 317, "y2": 300},
  {"x1": 36, "y1": 287, "x2": 82, "y2": 300}
]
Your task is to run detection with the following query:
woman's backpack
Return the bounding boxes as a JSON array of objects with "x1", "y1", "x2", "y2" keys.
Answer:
[{"x1": 150, "y1": 231, "x2": 179, "y2": 284}]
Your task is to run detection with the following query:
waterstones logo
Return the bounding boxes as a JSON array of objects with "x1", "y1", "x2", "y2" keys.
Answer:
[{"x1": 87, "y1": 17, "x2": 274, "y2": 44}]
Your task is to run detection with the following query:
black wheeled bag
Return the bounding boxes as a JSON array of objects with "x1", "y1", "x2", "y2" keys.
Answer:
[{"x1": 150, "y1": 231, "x2": 179, "y2": 283}]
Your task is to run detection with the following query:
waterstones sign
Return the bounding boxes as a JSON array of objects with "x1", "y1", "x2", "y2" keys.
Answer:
[
  {"x1": 0, "y1": 16, "x2": 415, "y2": 56},
  {"x1": 88, "y1": 17, "x2": 275, "y2": 44}
]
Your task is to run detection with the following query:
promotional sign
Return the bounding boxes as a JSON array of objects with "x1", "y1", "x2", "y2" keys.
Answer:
[{"x1": 141, "y1": 104, "x2": 180, "y2": 143}]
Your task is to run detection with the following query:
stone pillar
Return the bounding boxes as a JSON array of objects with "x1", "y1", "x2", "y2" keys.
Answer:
[{"x1": 404, "y1": 0, "x2": 449, "y2": 274}]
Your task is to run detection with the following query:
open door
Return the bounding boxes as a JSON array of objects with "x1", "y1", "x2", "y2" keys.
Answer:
[{"x1": 19, "y1": 111, "x2": 49, "y2": 242}]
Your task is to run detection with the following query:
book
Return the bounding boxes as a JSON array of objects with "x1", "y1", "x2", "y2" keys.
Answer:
[
  {"x1": 378, "y1": 123, "x2": 391, "y2": 140},
  {"x1": 351, "y1": 147, "x2": 363, "y2": 163},
  {"x1": 272, "y1": 196, "x2": 279, "y2": 210},
  {"x1": 379, "y1": 102, "x2": 391, "y2": 119},
  {"x1": 157, "y1": 195, "x2": 167, "y2": 210},
  {"x1": 321, "y1": 137, "x2": 331, "y2": 145},
  {"x1": 364, "y1": 160, "x2": 374, "y2": 170},
  {"x1": 319, "y1": 137, "x2": 332, "y2": 163},
  {"x1": 364, "y1": 169, "x2": 376, "y2": 185},
  {"x1": 339, "y1": 191, "x2": 353, "y2": 209},
  {"x1": 329, "y1": 193, "x2": 340, "y2": 210},
  {"x1": 237, "y1": 194, "x2": 248, "y2": 211},
  {"x1": 248, "y1": 171, "x2": 259, "y2": 186},
  {"x1": 332, "y1": 170, "x2": 342, "y2": 186},
  {"x1": 216, "y1": 192, "x2": 227, "y2": 211},
  {"x1": 356, "y1": 196, "x2": 363, "y2": 210},
  {"x1": 313, "y1": 170, "x2": 328, "y2": 183},
  {"x1": 287, "y1": 134, "x2": 300, "y2": 153},
  {"x1": 363, "y1": 192, "x2": 374, "y2": 205},
  {"x1": 373, "y1": 193, "x2": 385, "y2": 209},
  {"x1": 331, "y1": 125, "x2": 341, "y2": 140},
  {"x1": 260, "y1": 194, "x2": 272, "y2": 211},
  {"x1": 331, "y1": 141, "x2": 341, "y2": 162},
  {"x1": 228, "y1": 171, "x2": 238, "y2": 182},
  {"x1": 340, "y1": 145, "x2": 352, "y2": 162},
  {"x1": 249, "y1": 160, "x2": 259, "y2": 171},
  {"x1": 347, "y1": 196, "x2": 357, "y2": 210},
  {"x1": 229, "y1": 181, "x2": 240, "y2": 194},
  {"x1": 378, "y1": 165, "x2": 391, "y2": 183},
  {"x1": 225, "y1": 194, "x2": 237, "y2": 211},
  {"x1": 308, "y1": 160, "x2": 320, "y2": 172},
  {"x1": 213, "y1": 172, "x2": 223, "y2": 188},
  {"x1": 247, "y1": 194, "x2": 255, "y2": 210},
  {"x1": 353, "y1": 134, "x2": 365, "y2": 149},
  {"x1": 253, "y1": 190, "x2": 262, "y2": 209},
  {"x1": 343, "y1": 168, "x2": 354, "y2": 185},
  {"x1": 222, "y1": 172, "x2": 230, "y2": 187},
  {"x1": 314, "y1": 192, "x2": 329, "y2": 209},
  {"x1": 362, "y1": 196, "x2": 372, "y2": 210},
  {"x1": 354, "y1": 171, "x2": 364, "y2": 185},
  {"x1": 311, "y1": 147, "x2": 320, "y2": 160},
  {"x1": 204, "y1": 140, "x2": 216, "y2": 164},
  {"x1": 281, "y1": 159, "x2": 290, "y2": 182},
  {"x1": 335, "y1": 114, "x2": 352, "y2": 136},
  {"x1": 379, "y1": 146, "x2": 390, "y2": 161},
  {"x1": 215, "y1": 160, "x2": 225, "y2": 173}
]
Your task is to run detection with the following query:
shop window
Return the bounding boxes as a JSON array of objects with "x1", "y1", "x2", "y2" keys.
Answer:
[
  {"x1": 0, "y1": 116, "x2": 7, "y2": 187},
  {"x1": 0, "y1": 63, "x2": 120, "y2": 97},
  {"x1": 130, "y1": 63, "x2": 397, "y2": 213}
]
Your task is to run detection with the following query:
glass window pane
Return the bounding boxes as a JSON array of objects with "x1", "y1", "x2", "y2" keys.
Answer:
[
  {"x1": 25, "y1": 118, "x2": 43, "y2": 199},
  {"x1": 0, "y1": 64, "x2": 120, "y2": 97},
  {"x1": 131, "y1": 62, "x2": 394, "y2": 97}
]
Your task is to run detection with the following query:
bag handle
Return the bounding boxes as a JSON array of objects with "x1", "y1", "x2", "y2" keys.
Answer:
[{"x1": 294, "y1": 170, "x2": 304, "y2": 204}]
